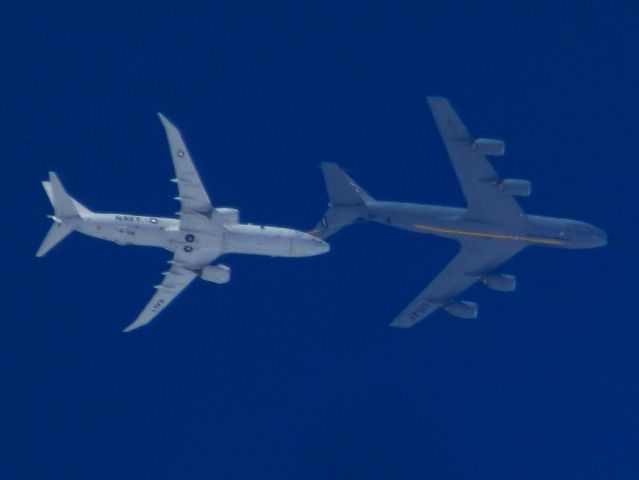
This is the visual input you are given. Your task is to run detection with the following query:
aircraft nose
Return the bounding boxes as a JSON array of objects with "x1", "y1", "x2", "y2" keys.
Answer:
[
  {"x1": 290, "y1": 234, "x2": 330, "y2": 256},
  {"x1": 591, "y1": 227, "x2": 607, "y2": 248},
  {"x1": 310, "y1": 236, "x2": 330, "y2": 255}
]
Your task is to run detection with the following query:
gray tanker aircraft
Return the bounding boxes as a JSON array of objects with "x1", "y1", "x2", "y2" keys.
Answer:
[
  {"x1": 312, "y1": 97, "x2": 606, "y2": 328},
  {"x1": 37, "y1": 114, "x2": 329, "y2": 332}
]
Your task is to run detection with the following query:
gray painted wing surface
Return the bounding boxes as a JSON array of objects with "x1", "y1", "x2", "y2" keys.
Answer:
[
  {"x1": 158, "y1": 113, "x2": 213, "y2": 219},
  {"x1": 426, "y1": 97, "x2": 524, "y2": 223},
  {"x1": 391, "y1": 239, "x2": 525, "y2": 328},
  {"x1": 123, "y1": 264, "x2": 198, "y2": 332}
]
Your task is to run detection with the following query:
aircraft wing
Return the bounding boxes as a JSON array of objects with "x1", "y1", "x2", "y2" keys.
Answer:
[
  {"x1": 123, "y1": 114, "x2": 224, "y2": 332},
  {"x1": 158, "y1": 113, "x2": 213, "y2": 231},
  {"x1": 123, "y1": 263, "x2": 198, "y2": 332},
  {"x1": 426, "y1": 97, "x2": 525, "y2": 223},
  {"x1": 390, "y1": 239, "x2": 525, "y2": 328},
  {"x1": 123, "y1": 243, "x2": 222, "y2": 332}
]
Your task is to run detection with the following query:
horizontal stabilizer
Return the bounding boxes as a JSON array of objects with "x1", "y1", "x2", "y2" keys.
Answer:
[{"x1": 36, "y1": 221, "x2": 73, "y2": 257}]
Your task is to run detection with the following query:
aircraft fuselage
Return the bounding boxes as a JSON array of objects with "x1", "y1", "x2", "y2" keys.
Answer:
[
  {"x1": 365, "y1": 201, "x2": 607, "y2": 249},
  {"x1": 68, "y1": 211, "x2": 328, "y2": 258}
]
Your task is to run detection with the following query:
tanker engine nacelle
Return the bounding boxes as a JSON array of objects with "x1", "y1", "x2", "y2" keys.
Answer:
[
  {"x1": 211, "y1": 208, "x2": 239, "y2": 225},
  {"x1": 499, "y1": 179, "x2": 531, "y2": 197},
  {"x1": 200, "y1": 264, "x2": 231, "y2": 284},
  {"x1": 473, "y1": 138, "x2": 505, "y2": 156},
  {"x1": 443, "y1": 300, "x2": 478, "y2": 319},
  {"x1": 481, "y1": 274, "x2": 516, "y2": 292}
]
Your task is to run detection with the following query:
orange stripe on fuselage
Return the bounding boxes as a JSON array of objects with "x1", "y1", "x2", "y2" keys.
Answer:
[{"x1": 413, "y1": 223, "x2": 565, "y2": 246}]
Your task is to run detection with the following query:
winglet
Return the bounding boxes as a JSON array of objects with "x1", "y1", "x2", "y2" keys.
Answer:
[
  {"x1": 157, "y1": 112, "x2": 172, "y2": 130},
  {"x1": 426, "y1": 96, "x2": 471, "y2": 139},
  {"x1": 123, "y1": 318, "x2": 145, "y2": 333},
  {"x1": 425, "y1": 95, "x2": 446, "y2": 104}
]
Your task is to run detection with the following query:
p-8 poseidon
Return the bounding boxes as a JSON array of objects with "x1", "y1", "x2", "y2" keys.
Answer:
[
  {"x1": 37, "y1": 114, "x2": 329, "y2": 332},
  {"x1": 312, "y1": 97, "x2": 606, "y2": 328}
]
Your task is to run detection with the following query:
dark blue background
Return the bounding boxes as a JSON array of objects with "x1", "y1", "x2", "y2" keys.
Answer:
[{"x1": 3, "y1": 2, "x2": 638, "y2": 478}]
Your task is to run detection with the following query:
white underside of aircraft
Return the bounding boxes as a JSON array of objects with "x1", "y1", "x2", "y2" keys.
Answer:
[{"x1": 37, "y1": 113, "x2": 329, "y2": 332}]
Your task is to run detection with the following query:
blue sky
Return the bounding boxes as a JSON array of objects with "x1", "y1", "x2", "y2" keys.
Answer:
[{"x1": 3, "y1": 2, "x2": 638, "y2": 478}]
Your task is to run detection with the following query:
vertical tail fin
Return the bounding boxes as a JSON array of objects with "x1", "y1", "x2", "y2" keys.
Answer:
[
  {"x1": 322, "y1": 162, "x2": 374, "y2": 206},
  {"x1": 310, "y1": 163, "x2": 374, "y2": 239},
  {"x1": 36, "y1": 172, "x2": 90, "y2": 257},
  {"x1": 43, "y1": 172, "x2": 90, "y2": 219}
]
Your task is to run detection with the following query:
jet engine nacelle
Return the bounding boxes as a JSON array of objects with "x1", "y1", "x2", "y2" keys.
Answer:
[
  {"x1": 481, "y1": 274, "x2": 516, "y2": 292},
  {"x1": 211, "y1": 208, "x2": 239, "y2": 225},
  {"x1": 473, "y1": 138, "x2": 505, "y2": 156},
  {"x1": 200, "y1": 264, "x2": 231, "y2": 284},
  {"x1": 499, "y1": 179, "x2": 531, "y2": 197},
  {"x1": 443, "y1": 301, "x2": 478, "y2": 319}
]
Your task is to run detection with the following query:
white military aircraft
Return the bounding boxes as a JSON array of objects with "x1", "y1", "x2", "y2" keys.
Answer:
[{"x1": 37, "y1": 113, "x2": 329, "y2": 332}]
